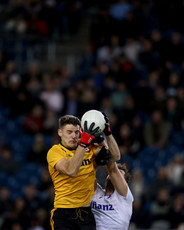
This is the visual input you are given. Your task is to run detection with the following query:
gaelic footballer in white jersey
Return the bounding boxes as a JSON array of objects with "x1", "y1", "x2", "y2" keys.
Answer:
[{"x1": 91, "y1": 162, "x2": 134, "y2": 230}]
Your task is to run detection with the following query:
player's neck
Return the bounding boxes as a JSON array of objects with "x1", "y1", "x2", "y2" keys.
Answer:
[{"x1": 60, "y1": 142, "x2": 77, "y2": 150}]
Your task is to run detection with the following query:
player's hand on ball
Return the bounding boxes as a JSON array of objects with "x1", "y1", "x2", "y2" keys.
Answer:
[
  {"x1": 79, "y1": 121, "x2": 100, "y2": 148},
  {"x1": 83, "y1": 120, "x2": 100, "y2": 136},
  {"x1": 81, "y1": 110, "x2": 106, "y2": 135},
  {"x1": 102, "y1": 112, "x2": 112, "y2": 136}
]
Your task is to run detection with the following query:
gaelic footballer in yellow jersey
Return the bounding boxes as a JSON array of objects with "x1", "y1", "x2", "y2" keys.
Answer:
[
  {"x1": 47, "y1": 114, "x2": 120, "y2": 230},
  {"x1": 47, "y1": 143, "x2": 97, "y2": 208}
]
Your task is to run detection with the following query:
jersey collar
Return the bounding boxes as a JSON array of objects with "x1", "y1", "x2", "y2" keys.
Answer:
[{"x1": 60, "y1": 142, "x2": 78, "y2": 151}]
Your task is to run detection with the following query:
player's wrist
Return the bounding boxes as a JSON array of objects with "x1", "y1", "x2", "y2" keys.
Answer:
[
  {"x1": 104, "y1": 125, "x2": 112, "y2": 136},
  {"x1": 79, "y1": 131, "x2": 95, "y2": 148},
  {"x1": 78, "y1": 142, "x2": 88, "y2": 148},
  {"x1": 102, "y1": 112, "x2": 112, "y2": 136}
]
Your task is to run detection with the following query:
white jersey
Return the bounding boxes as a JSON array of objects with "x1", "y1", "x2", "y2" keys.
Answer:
[{"x1": 91, "y1": 184, "x2": 134, "y2": 230}]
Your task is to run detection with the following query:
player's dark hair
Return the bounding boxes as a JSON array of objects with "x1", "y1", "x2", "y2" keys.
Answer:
[
  {"x1": 117, "y1": 163, "x2": 131, "y2": 184},
  {"x1": 59, "y1": 115, "x2": 80, "y2": 129}
]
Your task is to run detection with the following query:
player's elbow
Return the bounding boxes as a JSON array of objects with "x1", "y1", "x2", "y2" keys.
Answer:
[
  {"x1": 62, "y1": 167, "x2": 78, "y2": 177},
  {"x1": 114, "y1": 153, "x2": 120, "y2": 161},
  {"x1": 117, "y1": 155, "x2": 121, "y2": 161},
  {"x1": 68, "y1": 170, "x2": 77, "y2": 177},
  {"x1": 56, "y1": 162, "x2": 77, "y2": 177},
  {"x1": 111, "y1": 154, "x2": 120, "y2": 162}
]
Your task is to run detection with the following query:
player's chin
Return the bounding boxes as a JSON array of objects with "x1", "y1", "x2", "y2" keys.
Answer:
[{"x1": 69, "y1": 142, "x2": 78, "y2": 148}]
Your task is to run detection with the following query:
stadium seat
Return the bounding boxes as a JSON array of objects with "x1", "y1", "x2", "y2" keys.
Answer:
[{"x1": 0, "y1": 172, "x2": 8, "y2": 187}]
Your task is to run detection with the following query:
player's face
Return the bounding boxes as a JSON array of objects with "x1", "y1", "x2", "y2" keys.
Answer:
[{"x1": 58, "y1": 124, "x2": 80, "y2": 149}]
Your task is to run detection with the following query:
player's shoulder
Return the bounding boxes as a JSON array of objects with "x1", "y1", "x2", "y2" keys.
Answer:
[
  {"x1": 127, "y1": 187, "x2": 134, "y2": 202},
  {"x1": 47, "y1": 144, "x2": 63, "y2": 161},
  {"x1": 114, "y1": 186, "x2": 134, "y2": 202},
  {"x1": 49, "y1": 144, "x2": 60, "y2": 151},
  {"x1": 47, "y1": 144, "x2": 61, "y2": 155}
]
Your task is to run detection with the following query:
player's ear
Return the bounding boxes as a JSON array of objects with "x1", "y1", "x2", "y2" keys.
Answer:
[{"x1": 58, "y1": 129, "x2": 62, "y2": 137}]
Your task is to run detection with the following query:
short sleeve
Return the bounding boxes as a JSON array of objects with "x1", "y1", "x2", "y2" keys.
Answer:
[
  {"x1": 114, "y1": 187, "x2": 134, "y2": 203},
  {"x1": 47, "y1": 145, "x2": 65, "y2": 168}
]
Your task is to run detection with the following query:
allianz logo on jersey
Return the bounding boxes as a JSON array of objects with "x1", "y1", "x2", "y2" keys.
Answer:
[{"x1": 91, "y1": 201, "x2": 114, "y2": 211}]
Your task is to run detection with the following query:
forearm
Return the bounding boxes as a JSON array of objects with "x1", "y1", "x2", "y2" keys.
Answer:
[
  {"x1": 56, "y1": 146, "x2": 86, "y2": 177},
  {"x1": 107, "y1": 162, "x2": 128, "y2": 197},
  {"x1": 102, "y1": 112, "x2": 120, "y2": 162},
  {"x1": 106, "y1": 134, "x2": 120, "y2": 162},
  {"x1": 70, "y1": 145, "x2": 87, "y2": 175}
]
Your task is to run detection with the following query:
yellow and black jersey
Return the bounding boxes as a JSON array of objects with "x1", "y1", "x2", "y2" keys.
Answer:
[{"x1": 47, "y1": 144, "x2": 97, "y2": 208}]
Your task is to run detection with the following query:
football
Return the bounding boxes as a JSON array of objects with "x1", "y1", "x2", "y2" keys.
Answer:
[{"x1": 81, "y1": 110, "x2": 106, "y2": 135}]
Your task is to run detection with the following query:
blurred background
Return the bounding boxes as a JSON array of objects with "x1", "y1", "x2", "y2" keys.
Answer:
[{"x1": 0, "y1": 0, "x2": 184, "y2": 229}]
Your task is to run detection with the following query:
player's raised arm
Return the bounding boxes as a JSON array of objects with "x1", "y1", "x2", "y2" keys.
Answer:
[
  {"x1": 107, "y1": 162, "x2": 129, "y2": 197},
  {"x1": 102, "y1": 112, "x2": 120, "y2": 162}
]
